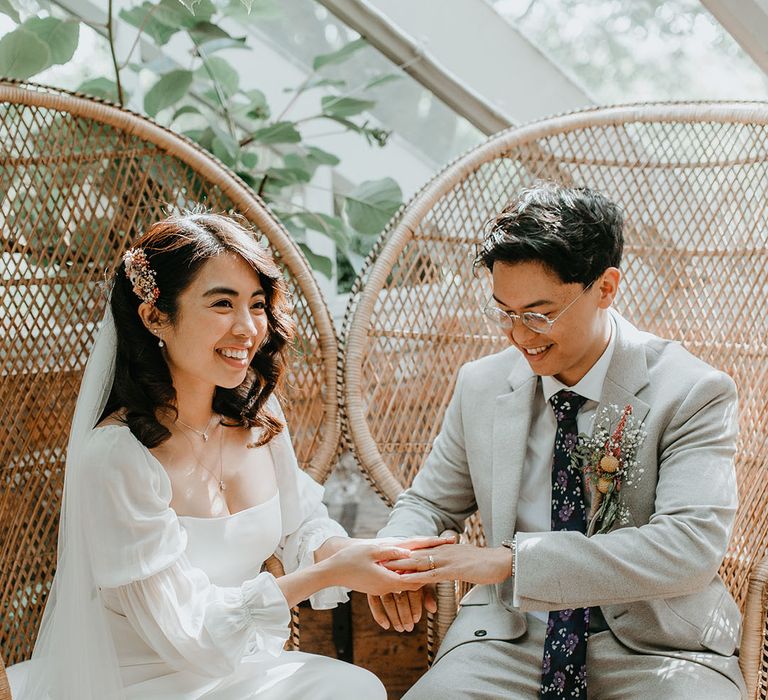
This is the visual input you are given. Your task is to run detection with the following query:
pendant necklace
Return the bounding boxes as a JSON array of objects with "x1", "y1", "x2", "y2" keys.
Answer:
[
  {"x1": 178, "y1": 416, "x2": 227, "y2": 491},
  {"x1": 176, "y1": 413, "x2": 218, "y2": 442}
]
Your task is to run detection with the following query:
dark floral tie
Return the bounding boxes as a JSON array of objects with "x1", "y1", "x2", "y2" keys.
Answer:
[{"x1": 540, "y1": 390, "x2": 589, "y2": 699}]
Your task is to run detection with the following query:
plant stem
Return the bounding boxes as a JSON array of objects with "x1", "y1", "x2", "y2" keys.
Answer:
[
  {"x1": 257, "y1": 174, "x2": 268, "y2": 198},
  {"x1": 191, "y1": 37, "x2": 237, "y2": 141},
  {"x1": 275, "y1": 73, "x2": 313, "y2": 122},
  {"x1": 118, "y1": 2, "x2": 163, "y2": 70},
  {"x1": 107, "y1": 0, "x2": 124, "y2": 105}
]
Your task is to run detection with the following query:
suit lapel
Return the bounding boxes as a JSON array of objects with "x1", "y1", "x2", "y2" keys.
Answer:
[
  {"x1": 587, "y1": 313, "x2": 651, "y2": 533},
  {"x1": 597, "y1": 313, "x2": 651, "y2": 426},
  {"x1": 491, "y1": 360, "x2": 537, "y2": 545}
]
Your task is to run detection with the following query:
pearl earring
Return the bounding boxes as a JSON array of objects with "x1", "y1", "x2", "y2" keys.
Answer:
[{"x1": 158, "y1": 338, "x2": 164, "y2": 348}]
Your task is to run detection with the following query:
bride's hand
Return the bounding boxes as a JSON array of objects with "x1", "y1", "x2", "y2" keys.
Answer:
[
  {"x1": 374, "y1": 534, "x2": 457, "y2": 551},
  {"x1": 323, "y1": 542, "x2": 427, "y2": 597}
]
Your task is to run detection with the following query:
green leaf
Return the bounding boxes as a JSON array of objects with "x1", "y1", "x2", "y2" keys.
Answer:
[
  {"x1": 265, "y1": 165, "x2": 311, "y2": 187},
  {"x1": 119, "y1": 4, "x2": 178, "y2": 45},
  {"x1": 285, "y1": 77, "x2": 346, "y2": 93},
  {"x1": 196, "y1": 37, "x2": 248, "y2": 55},
  {"x1": 161, "y1": 0, "x2": 214, "y2": 23},
  {"x1": 175, "y1": 0, "x2": 201, "y2": 13},
  {"x1": 200, "y1": 87, "x2": 221, "y2": 104},
  {"x1": 172, "y1": 104, "x2": 202, "y2": 120},
  {"x1": 277, "y1": 149, "x2": 336, "y2": 179},
  {"x1": 321, "y1": 114, "x2": 364, "y2": 135},
  {"x1": 321, "y1": 95, "x2": 374, "y2": 119},
  {"x1": 343, "y1": 177, "x2": 402, "y2": 236},
  {"x1": 130, "y1": 55, "x2": 177, "y2": 75},
  {"x1": 24, "y1": 17, "x2": 79, "y2": 65},
  {"x1": 121, "y1": 0, "x2": 215, "y2": 45},
  {"x1": 184, "y1": 126, "x2": 214, "y2": 150},
  {"x1": 211, "y1": 126, "x2": 239, "y2": 165},
  {"x1": 364, "y1": 73, "x2": 402, "y2": 90},
  {"x1": 240, "y1": 151, "x2": 258, "y2": 169},
  {"x1": 0, "y1": 27, "x2": 50, "y2": 79},
  {"x1": 236, "y1": 170, "x2": 258, "y2": 188},
  {"x1": 189, "y1": 21, "x2": 246, "y2": 49},
  {"x1": 332, "y1": 120, "x2": 389, "y2": 149},
  {"x1": 298, "y1": 242, "x2": 333, "y2": 279},
  {"x1": 241, "y1": 88, "x2": 269, "y2": 120},
  {"x1": 144, "y1": 69, "x2": 194, "y2": 117},
  {"x1": 313, "y1": 37, "x2": 367, "y2": 70},
  {"x1": 250, "y1": 121, "x2": 301, "y2": 144},
  {"x1": 196, "y1": 55, "x2": 239, "y2": 98},
  {"x1": 282, "y1": 153, "x2": 316, "y2": 174},
  {"x1": 0, "y1": 0, "x2": 20, "y2": 23},
  {"x1": 305, "y1": 145, "x2": 340, "y2": 166},
  {"x1": 291, "y1": 212, "x2": 351, "y2": 254},
  {"x1": 77, "y1": 77, "x2": 119, "y2": 101}
]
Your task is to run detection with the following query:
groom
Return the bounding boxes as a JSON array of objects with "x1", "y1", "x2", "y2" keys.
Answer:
[{"x1": 371, "y1": 183, "x2": 746, "y2": 698}]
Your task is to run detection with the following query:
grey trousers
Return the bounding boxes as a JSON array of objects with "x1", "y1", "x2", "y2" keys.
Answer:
[{"x1": 404, "y1": 616, "x2": 744, "y2": 700}]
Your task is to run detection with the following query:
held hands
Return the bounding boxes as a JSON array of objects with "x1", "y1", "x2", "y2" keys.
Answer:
[
  {"x1": 367, "y1": 586, "x2": 436, "y2": 632},
  {"x1": 323, "y1": 535, "x2": 454, "y2": 597},
  {"x1": 380, "y1": 542, "x2": 513, "y2": 587},
  {"x1": 367, "y1": 538, "x2": 514, "y2": 633}
]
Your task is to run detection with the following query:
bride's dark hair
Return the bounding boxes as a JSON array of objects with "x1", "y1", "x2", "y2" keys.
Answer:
[{"x1": 101, "y1": 212, "x2": 295, "y2": 448}]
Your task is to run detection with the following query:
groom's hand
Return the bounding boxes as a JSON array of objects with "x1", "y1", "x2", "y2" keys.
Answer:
[
  {"x1": 367, "y1": 585, "x2": 436, "y2": 632},
  {"x1": 366, "y1": 530, "x2": 457, "y2": 632},
  {"x1": 381, "y1": 542, "x2": 512, "y2": 586}
]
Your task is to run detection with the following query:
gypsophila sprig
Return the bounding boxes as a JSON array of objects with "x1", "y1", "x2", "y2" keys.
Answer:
[{"x1": 570, "y1": 404, "x2": 647, "y2": 535}]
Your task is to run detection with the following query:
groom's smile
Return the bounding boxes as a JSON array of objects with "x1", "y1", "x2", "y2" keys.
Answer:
[{"x1": 490, "y1": 260, "x2": 617, "y2": 386}]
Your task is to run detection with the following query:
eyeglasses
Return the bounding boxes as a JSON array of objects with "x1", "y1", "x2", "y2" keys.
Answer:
[{"x1": 482, "y1": 281, "x2": 595, "y2": 334}]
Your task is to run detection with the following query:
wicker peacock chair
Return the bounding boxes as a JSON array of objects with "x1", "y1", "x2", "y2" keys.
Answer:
[
  {"x1": 340, "y1": 101, "x2": 768, "y2": 699},
  {"x1": 0, "y1": 81, "x2": 340, "y2": 696}
]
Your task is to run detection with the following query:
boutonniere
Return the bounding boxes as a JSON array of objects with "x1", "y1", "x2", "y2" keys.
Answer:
[{"x1": 570, "y1": 404, "x2": 647, "y2": 535}]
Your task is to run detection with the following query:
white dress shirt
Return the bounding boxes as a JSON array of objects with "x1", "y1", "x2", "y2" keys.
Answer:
[{"x1": 514, "y1": 316, "x2": 616, "y2": 620}]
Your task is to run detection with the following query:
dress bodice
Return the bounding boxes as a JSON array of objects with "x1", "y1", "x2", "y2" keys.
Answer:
[{"x1": 178, "y1": 493, "x2": 282, "y2": 587}]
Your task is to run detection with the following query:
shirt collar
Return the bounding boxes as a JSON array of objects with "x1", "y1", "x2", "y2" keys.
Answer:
[{"x1": 541, "y1": 315, "x2": 617, "y2": 404}]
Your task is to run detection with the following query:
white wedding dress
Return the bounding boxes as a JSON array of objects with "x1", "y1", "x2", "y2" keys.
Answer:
[{"x1": 9, "y1": 416, "x2": 386, "y2": 699}]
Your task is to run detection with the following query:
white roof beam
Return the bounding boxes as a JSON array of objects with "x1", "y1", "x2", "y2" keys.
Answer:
[
  {"x1": 701, "y1": 0, "x2": 768, "y2": 76},
  {"x1": 317, "y1": 0, "x2": 593, "y2": 134}
]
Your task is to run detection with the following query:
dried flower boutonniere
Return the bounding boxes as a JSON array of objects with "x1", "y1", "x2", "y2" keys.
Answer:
[{"x1": 570, "y1": 404, "x2": 647, "y2": 535}]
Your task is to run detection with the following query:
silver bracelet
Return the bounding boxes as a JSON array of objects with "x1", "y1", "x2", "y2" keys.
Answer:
[{"x1": 500, "y1": 536, "x2": 516, "y2": 578}]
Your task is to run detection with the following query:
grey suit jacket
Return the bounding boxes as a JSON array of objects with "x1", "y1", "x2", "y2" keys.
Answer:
[{"x1": 379, "y1": 312, "x2": 742, "y2": 683}]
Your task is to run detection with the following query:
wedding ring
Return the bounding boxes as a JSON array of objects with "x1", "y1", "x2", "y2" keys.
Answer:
[{"x1": 428, "y1": 554, "x2": 436, "y2": 570}]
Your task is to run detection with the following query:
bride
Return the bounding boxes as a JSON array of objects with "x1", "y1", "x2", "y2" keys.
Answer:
[{"x1": 8, "y1": 212, "x2": 444, "y2": 699}]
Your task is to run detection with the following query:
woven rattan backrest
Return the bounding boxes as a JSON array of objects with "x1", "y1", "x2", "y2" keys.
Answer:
[
  {"x1": 342, "y1": 102, "x2": 768, "y2": 612},
  {"x1": 0, "y1": 82, "x2": 339, "y2": 664}
]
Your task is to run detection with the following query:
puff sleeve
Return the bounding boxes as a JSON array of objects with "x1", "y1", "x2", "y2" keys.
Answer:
[
  {"x1": 81, "y1": 426, "x2": 291, "y2": 676},
  {"x1": 266, "y1": 398, "x2": 350, "y2": 609}
]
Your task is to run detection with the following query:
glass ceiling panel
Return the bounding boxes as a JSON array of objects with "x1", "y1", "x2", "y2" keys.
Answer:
[
  {"x1": 248, "y1": 0, "x2": 485, "y2": 167},
  {"x1": 493, "y1": 0, "x2": 768, "y2": 103}
]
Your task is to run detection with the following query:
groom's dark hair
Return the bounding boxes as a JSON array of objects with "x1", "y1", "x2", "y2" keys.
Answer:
[{"x1": 474, "y1": 182, "x2": 624, "y2": 286}]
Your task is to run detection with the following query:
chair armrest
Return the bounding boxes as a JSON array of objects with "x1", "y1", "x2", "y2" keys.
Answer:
[
  {"x1": 264, "y1": 554, "x2": 300, "y2": 651},
  {"x1": 739, "y1": 551, "x2": 768, "y2": 700},
  {"x1": 426, "y1": 530, "x2": 461, "y2": 664},
  {"x1": 0, "y1": 653, "x2": 11, "y2": 700},
  {"x1": 427, "y1": 580, "x2": 459, "y2": 663}
]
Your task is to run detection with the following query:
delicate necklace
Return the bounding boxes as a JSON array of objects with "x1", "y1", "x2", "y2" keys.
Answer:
[
  {"x1": 178, "y1": 417, "x2": 227, "y2": 492},
  {"x1": 176, "y1": 413, "x2": 218, "y2": 442}
]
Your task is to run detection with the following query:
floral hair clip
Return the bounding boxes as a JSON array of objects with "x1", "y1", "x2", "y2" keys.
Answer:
[{"x1": 123, "y1": 247, "x2": 160, "y2": 305}]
